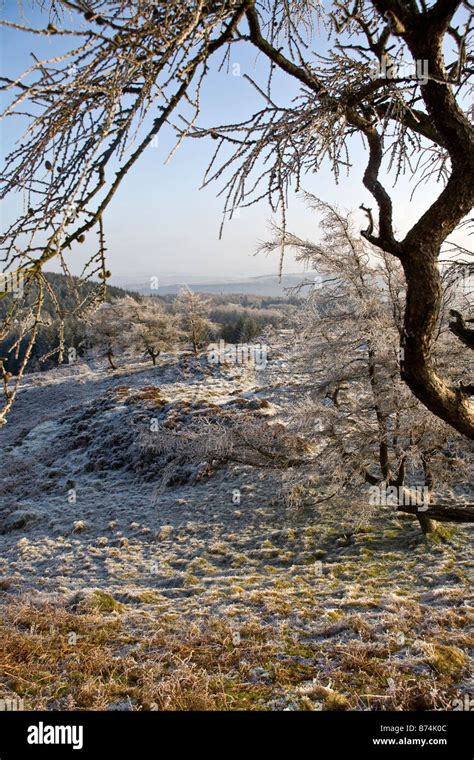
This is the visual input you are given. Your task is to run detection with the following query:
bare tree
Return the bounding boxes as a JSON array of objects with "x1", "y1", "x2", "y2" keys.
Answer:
[
  {"x1": 85, "y1": 298, "x2": 130, "y2": 369},
  {"x1": 268, "y1": 198, "x2": 473, "y2": 532},
  {"x1": 140, "y1": 199, "x2": 473, "y2": 534},
  {"x1": 174, "y1": 287, "x2": 214, "y2": 354},
  {"x1": 1, "y1": 0, "x2": 473, "y2": 434},
  {"x1": 121, "y1": 295, "x2": 183, "y2": 364}
]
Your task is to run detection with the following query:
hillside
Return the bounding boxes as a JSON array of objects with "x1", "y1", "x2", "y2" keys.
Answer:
[
  {"x1": 0, "y1": 273, "x2": 139, "y2": 375},
  {"x1": 0, "y1": 343, "x2": 472, "y2": 711}
]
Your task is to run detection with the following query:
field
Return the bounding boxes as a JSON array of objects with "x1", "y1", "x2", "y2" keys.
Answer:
[{"x1": 0, "y1": 346, "x2": 472, "y2": 711}]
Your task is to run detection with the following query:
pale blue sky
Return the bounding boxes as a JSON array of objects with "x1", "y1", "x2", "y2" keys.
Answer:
[{"x1": 0, "y1": 0, "x2": 463, "y2": 282}]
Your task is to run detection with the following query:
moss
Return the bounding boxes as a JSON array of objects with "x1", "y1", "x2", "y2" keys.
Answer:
[
  {"x1": 223, "y1": 680, "x2": 272, "y2": 710},
  {"x1": 52, "y1": 683, "x2": 71, "y2": 699},
  {"x1": 305, "y1": 684, "x2": 350, "y2": 710},
  {"x1": 260, "y1": 549, "x2": 280, "y2": 559},
  {"x1": 208, "y1": 542, "x2": 228, "y2": 556},
  {"x1": 285, "y1": 640, "x2": 316, "y2": 659},
  {"x1": 298, "y1": 696, "x2": 316, "y2": 710},
  {"x1": 138, "y1": 591, "x2": 161, "y2": 604},
  {"x1": 352, "y1": 598, "x2": 380, "y2": 609},
  {"x1": 69, "y1": 670, "x2": 85, "y2": 681},
  {"x1": 185, "y1": 574, "x2": 201, "y2": 588},
  {"x1": 188, "y1": 557, "x2": 214, "y2": 574},
  {"x1": 88, "y1": 590, "x2": 124, "y2": 614},
  {"x1": 324, "y1": 690, "x2": 350, "y2": 710},
  {"x1": 426, "y1": 526, "x2": 456, "y2": 544},
  {"x1": 428, "y1": 645, "x2": 468, "y2": 678},
  {"x1": 331, "y1": 562, "x2": 359, "y2": 578},
  {"x1": 384, "y1": 530, "x2": 401, "y2": 539},
  {"x1": 364, "y1": 563, "x2": 386, "y2": 578},
  {"x1": 275, "y1": 660, "x2": 315, "y2": 684},
  {"x1": 274, "y1": 579, "x2": 293, "y2": 590}
]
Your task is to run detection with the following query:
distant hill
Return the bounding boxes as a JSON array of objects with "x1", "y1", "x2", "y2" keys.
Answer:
[{"x1": 110, "y1": 273, "x2": 313, "y2": 297}]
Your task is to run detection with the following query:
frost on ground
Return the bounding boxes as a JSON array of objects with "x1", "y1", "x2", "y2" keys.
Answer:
[{"x1": 0, "y1": 349, "x2": 472, "y2": 711}]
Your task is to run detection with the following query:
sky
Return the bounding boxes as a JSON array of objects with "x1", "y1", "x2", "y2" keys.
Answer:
[{"x1": 0, "y1": 0, "x2": 468, "y2": 285}]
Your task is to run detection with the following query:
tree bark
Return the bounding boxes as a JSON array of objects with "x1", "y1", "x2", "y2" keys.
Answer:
[
  {"x1": 107, "y1": 350, "x2": 117, "y2": 370},
  {"x1": 396, "y1": 503, "x2": 473, "y2": 523},
  {"x1": 417, "y1": 514, "x2": 438, "y2": 535},
  {"x1": 367, "y1": 343, "x2": 391, "y2": 480},
  {"x1": 449, "y1": 310, "x2": 474, "y2": 350},
  {"x1": 358, "y1": 2, "x2": 474, "y2": 438},
  {"x1": 396, "y1": 8, "x2": 474, "y2": 437},
  {"x1": 400, "y1": 247, "x2": 474, "y2": 438},
  {"x1": 418, "y1": 453, "x2": 437, "y2": 534}
]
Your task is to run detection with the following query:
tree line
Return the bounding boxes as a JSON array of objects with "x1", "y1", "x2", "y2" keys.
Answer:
[{"x1": 0, "y1": 278, "x2": 284, "y2": 374}]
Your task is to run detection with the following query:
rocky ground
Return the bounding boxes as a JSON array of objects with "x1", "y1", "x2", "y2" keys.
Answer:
[{"x1": 0, "y1": 349, "x2": 472, "y2": 711}]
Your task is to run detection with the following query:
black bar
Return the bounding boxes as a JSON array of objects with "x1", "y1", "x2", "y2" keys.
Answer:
[{"x1": 0, "y1": 710, "x2": 471, "y2": 758}]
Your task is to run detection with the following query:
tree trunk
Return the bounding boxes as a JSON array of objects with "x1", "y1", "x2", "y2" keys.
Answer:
[
  {"x1": 449, "y1": 310, "x2": 474, "y2": 350},
  {"x1": 400, "y1": 247, "x2": 474, "y2": 439},
  {"x1": 417, "y1": 453, "x2": 437, "y2": 534},
  {"x1": 0, "y1": 359, "x2": 12, "y2": 399},
  {"x1": 359, "y1": 9, "x2": 474, "y2": 439},
  {"x1": 367, "y1": 343, "x2": 391, "y2": 480},
  {"x1": 396, "y1": 503, "x2": 473, "y2": 523},
  {"x1": 107, "y1": 350, "x2": 117, "y2": 370},
  {"x1": 416, "y1": 513, "x2": 438, "y2": 535}
]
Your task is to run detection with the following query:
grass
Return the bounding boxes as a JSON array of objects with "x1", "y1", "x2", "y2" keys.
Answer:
[
  {"x1": 0, "y1": 598, "x2": 295, "y2": 710},
  {"x1": 427, "y1": 644, "x2": 469, "y2": 678},
  {"x1": 0, "y1": 575, "x2": 471, "y2": 712},
  {"x1": 1, "y1": 472, "x2": 471, "y2": 712}
]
